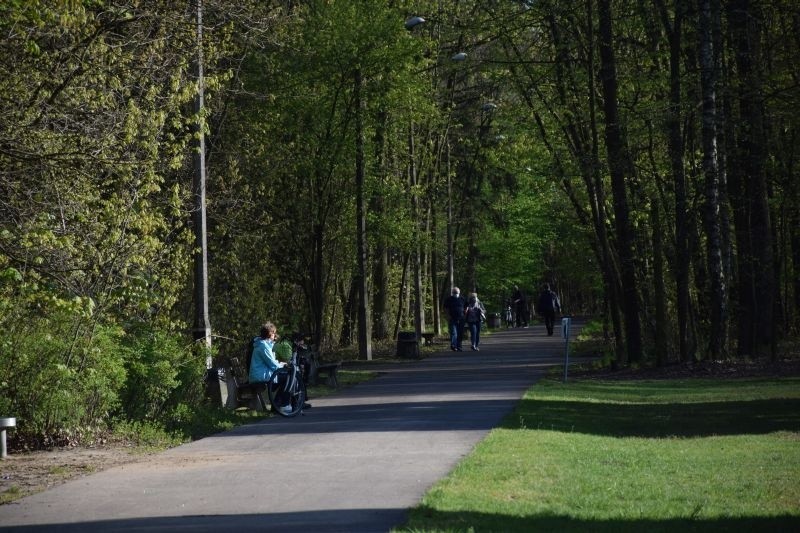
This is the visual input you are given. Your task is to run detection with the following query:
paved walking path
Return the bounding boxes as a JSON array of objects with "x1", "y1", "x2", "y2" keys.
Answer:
[{"x1": 0, "y1": 321, "x2": 586, "y2": 532}]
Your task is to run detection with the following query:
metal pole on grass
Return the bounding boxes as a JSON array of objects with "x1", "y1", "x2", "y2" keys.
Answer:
[{"x1": 562, "y1": 316, "x2": 572, "y2": 383}]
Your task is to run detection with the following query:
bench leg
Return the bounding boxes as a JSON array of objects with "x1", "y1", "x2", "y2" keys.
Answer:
[
  {"x1": 251, "y1": 391, "x2": 268, "y2": 411},
  {"x1": 326, "y1": 370, "x2": 339, "y2": 388}
]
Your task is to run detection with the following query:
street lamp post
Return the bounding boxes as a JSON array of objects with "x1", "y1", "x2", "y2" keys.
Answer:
[{"x1": 192, "y1": 0, "x2": 212, "y2": 363}]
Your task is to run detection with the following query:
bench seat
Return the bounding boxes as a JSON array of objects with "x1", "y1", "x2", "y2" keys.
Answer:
[{"x1": 228, "y1": 357, "x2": 269, "y2": 411}]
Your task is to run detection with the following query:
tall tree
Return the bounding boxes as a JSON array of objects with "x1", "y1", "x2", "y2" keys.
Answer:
[
  {"x1": 655, "y1": 0, "x2": 694, "y2": 362},
  {"x1": 698, "y1": 0, "x2": 727, "y2": 358},
  {"x1": 597, "y1": 0, "x2": 643, "y2": 363},
  {"x1": 354, "y1": 67, "x2": 372, "y2": 359},
  {"x1": 728, "y1": 0, "x2": 775, "y2": 357}
]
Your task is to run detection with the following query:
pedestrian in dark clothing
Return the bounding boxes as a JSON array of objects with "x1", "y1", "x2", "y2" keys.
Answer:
[
  {"x1": 536, "y1": 283, "x2": 561, "y2": 336},
  {"x1": 443, "y1": 286, "x2": 466, "y2": 351},
  {"x1": 512, "y1": 285, "x2": 528, "y2": 327}
]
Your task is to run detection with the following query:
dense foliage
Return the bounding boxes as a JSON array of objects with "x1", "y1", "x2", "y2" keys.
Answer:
[{"x1": 1, "y1": 0, "x2": 798, "y2": 443}]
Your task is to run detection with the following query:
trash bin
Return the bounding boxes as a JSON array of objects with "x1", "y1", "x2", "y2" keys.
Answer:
[
  {"x1": 205, "y1": 366, "x2": 231, "y2": 408},
  {"x1": 487, "y1": 313, "x2": 501, "y2": 329},
  {"x1": 396, "y1": 331, "x2": 420, "y2": 358}
]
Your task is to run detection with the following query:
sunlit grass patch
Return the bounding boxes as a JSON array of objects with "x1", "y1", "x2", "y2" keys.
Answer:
[{"x1": 400, "y1": 377, "x2": 800, "y2": 532}]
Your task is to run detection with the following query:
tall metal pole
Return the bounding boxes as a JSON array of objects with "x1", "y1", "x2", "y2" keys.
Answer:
[{"x1": 192, "y1": 0, "x2": 211, "y2": 360}]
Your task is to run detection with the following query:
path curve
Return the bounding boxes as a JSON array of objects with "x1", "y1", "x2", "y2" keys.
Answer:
[{"x1": 0, "y1": 321, "x2": 586, "y2": 532}]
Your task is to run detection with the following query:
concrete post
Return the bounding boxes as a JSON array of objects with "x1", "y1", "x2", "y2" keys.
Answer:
[{"x1": 1, "y1": 417, "x2": 16, "y2": 459}]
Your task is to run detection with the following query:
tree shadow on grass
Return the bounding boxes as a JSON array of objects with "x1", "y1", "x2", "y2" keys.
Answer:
[
  {"x1": 400, "y1": 508, "x2": 800, "y2": 533},
  {"x1": 506, "y1": 398, "x2": 800, "y2": 437}
]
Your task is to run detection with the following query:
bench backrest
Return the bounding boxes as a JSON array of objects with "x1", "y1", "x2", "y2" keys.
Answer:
[{"x1": 229, "y1": 356, "x2": 248, "y2": 383}]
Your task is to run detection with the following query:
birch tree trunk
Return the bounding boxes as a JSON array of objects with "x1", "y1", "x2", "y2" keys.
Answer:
[{"x1": 699, "y1": 0, "x2": 728, "y2": 359}]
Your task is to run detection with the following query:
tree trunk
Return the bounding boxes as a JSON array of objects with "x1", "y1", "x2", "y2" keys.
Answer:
[
  {"x1": 792, "y1": 205, "x2": 800, "y2": 327},
  {"x1": 446, "y1": 142, "x2": 454, "y2": 294},
  {"x1": 371, "y1": 109, "x2": 390, "y2": 340},
  {"x1": 338, "y1": 278, "x2": 358, "y2": 346},
  {"x1": 728, "y1": 0, "x2": 774, "y2": 357},
  {"x1": 311, "y1": 221, "x2": 326, "y2": 350},
  {"x1": 699, "y1": 0, "x2": 727, "y2": 359},
  {"x1": 354, "y1": 68, "x2": 372, "y2": 360},
  {"x1": 428, "y1": 158, "x2": 441, "y2": 336},
  {"x1": 372, "y1": 243, "x2": 390, "y2": 340},
  {"x1": 655, "y1": 0, "x2": 692, "y2": 362},
  {"x1": 408, "y1": 126, "x2": 424, "y2": 338},
  {"x1": 597, "y1": 0, "x2": 643, "y2": 364},
  {"x1": 430, "y1": 191, "x2": 441, "y2": 336},
  {"x1": 652, "y1": 199, "x2": 668, "y2": 366},
  {"x1": 586, "y1": 0, "x2": 624, "y2": 364},
  {"x1": 394, "y1": 253, "x2": 410, "y2": 339}
]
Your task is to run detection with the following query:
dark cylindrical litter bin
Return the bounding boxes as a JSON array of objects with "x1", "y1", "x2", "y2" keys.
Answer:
[{"x1": 487, "y1": 313, "x2": 501, "y2": 329}]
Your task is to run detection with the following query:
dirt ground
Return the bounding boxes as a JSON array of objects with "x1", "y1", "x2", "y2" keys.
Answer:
[
  {"x1": 0, "y1": 443, "x2": 158, "y2": 504},
  {"x1": 2, "y1": 356, "x2": 798, "y2": 505}
]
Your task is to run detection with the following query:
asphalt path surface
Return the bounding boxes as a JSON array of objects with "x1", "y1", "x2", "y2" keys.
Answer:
[{"x1": 0, "y1": 321, "x2": 586, "y2": 532}]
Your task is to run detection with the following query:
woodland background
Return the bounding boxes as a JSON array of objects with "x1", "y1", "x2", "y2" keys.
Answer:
[{"x1": 1, "y1": 0, "x2": 798, "y2": 443}]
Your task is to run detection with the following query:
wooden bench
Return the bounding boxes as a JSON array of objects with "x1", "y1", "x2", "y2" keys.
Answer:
[
  {"x1": 307, "y1": 351, "x2": 341, "y2": 388},
  {"x1": 228, "y1": 356, "x2": 268, "y2": 411},
  {"x1": 421, "y1": 332, "x2": 435, "y2": 346}
]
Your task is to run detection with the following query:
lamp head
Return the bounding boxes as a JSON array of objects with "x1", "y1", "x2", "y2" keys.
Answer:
[{"x1": 405, "y1": 16, "x2": 425, "y2": 30}]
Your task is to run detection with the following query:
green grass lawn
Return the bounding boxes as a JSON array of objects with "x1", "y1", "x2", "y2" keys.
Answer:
[{"x1": 400, "y1": 377, "x2": 800, "y2": 532}]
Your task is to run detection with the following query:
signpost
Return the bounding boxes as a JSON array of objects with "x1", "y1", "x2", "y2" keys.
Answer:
[{"x1": 561, "y1": 317, "x2": 572, "y2": 382}]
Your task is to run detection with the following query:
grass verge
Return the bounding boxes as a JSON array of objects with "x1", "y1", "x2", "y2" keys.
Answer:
[{"x1": 400, "y1": 377, "x2": 800, "y2": 532}]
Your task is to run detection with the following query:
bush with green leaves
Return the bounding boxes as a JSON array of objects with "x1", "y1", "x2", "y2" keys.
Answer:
[
  {"x1": 0, "y1": 292, "x2": 126, "y2": 444},
  {"x1": 0, "y1": 269, "x2": 209, "y2": 447},
  {"x1": 119, "y1": 327, "x2": 207, "y2": 423}
]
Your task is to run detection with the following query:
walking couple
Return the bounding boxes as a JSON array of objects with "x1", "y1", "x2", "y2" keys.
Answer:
[{"x1": 444, "y1": 287, "x2": 486, "y2": 352}]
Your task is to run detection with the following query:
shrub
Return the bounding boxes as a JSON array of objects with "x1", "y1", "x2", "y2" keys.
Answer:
[
  {"x1": 119, "y1": 326, "x2": 206, "y2": 423},
  {"x1": 0, "y1": 300, "x2": 126, "y2": 446}
]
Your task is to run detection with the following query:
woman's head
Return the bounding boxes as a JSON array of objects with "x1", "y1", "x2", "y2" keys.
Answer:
[{"x1": 260, "y1": 321, "x2": 277, "y2": 339}]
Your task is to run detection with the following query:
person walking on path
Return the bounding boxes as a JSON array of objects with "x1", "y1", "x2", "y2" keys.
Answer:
[
  {"x1": 465, "y1": 292, "x2": 487, "y2": 351},
  {"x1": 512, "y1": 285, "x2": 529, "y2": 327},
  {"x1": 536, "y1": 283, "x2": 561, "y2": 336},
  {"x1": 443, "y1": 286, "x2": 466, "y2": 351}
]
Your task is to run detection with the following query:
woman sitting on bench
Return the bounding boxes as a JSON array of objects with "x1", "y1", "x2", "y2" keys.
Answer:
[{"x1": 249, "y1": 321, "x2": 290, "y2": 414}]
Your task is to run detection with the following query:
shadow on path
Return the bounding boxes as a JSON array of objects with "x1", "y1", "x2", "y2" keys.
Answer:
[{"x1": 0, "y1": 324, "x2": 586, "y2": 533}]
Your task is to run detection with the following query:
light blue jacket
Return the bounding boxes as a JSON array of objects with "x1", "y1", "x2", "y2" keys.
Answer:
[{"x1": 249, "y1": 336, "x2": 281, "y2": 383}]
